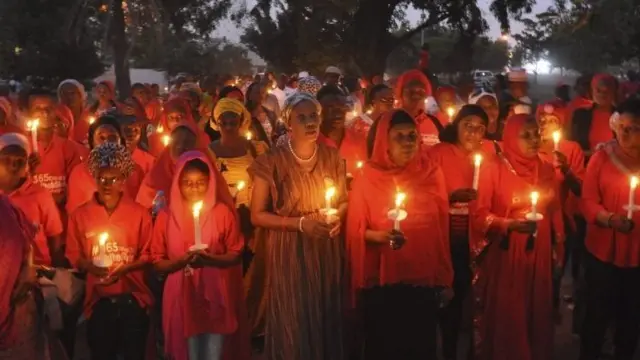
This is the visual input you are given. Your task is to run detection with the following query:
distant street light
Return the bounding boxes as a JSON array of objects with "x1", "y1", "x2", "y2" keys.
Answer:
[{"x1": 500, "y1": 34, "x2": 510, "y2": 42}]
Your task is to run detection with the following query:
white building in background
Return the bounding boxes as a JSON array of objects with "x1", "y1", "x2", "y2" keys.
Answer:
[{"x1": 94, "y1": 65, "x2": 169, "y2": 88}]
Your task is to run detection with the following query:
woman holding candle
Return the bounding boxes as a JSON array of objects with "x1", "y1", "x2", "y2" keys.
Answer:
[
  {"x1": 536, "y1": 102, "x2": 586, "y2": 316},
  {"x1": 394, "y1": 69, "x2": 445, "y2": 147},
  {"x1": 434, "y1": 85, "x2": 459, "y2": 123},
  {"x1": 349, "y1": 84, "x2": 394, "y2": 138},
  {"x1": 66, "y1": 142, "x2": 153, "y2": 360},
  {"x1": 473, "y1": 114, "x2": 565, "y2": 360},
  {"x1": 66, "y1": 115, "x2": 145, "y2": 213},
  {"x1": 427, "y1": 104, "x2": 493, "y2": 360},
  {"x1": 148, "y1": 98, "x2": 209, "y2": 157},
  {"x1": 136, "y1": 121, "x2": 200, "y2": 209},
  {"x1": 247, "y1": 92, "x2": 347, "y2": 359},
  {"x1": 150, "y1": 151, "x2": 250, "y2": 360},
  {"x1": 57, "y1": 79, "x2": 92, "y2": 145},
  {"x1": 579, "y1": 98, "x2": 640, "y2": 360},
  {"x1": 347, "y1": 109, "x2": 452, "y2": 359}
]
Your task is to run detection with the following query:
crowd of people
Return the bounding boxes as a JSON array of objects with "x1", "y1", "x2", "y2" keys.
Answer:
[{"x1": 0, "y1": 60, "x2": 639, "y2": 360}]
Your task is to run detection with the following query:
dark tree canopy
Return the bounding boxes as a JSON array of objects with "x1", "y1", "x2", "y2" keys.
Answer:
[{"x1": 240, "y1": 0, "x2": 535, "y2": 77}]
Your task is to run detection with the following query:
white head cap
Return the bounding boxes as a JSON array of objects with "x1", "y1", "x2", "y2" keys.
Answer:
[
  {"x1": 325, "y1": 66, "x2": 342, "y2": 76},
  {"x1": 298, "y1": 71, "x2": 310, "y2": 79},
  {"x1": 508, "y1": 68, "x2": 528, "y2": 82}
]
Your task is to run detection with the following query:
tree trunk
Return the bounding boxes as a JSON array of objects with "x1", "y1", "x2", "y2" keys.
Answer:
[{"x1": 112, "y1": 0, "x2": 130, "y2": 100}]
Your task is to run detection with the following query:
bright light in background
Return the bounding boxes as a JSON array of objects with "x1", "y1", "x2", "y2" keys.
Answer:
[{"x1": 524, "y1": 59, "x2": 551, "y2": 73}]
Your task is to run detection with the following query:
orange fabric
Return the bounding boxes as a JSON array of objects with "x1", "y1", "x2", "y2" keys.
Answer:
[
  {"x1": 565, "y1": 97, "x2": 592, "y2": 130},
  {"x1": 136, "y1": 149, "x2": 175, "y2": 209},
  {"x1": 588, "y1": 107, "x2": 614, "y2": 150},
  {"x1": 0, "y1": 123, "x2": 24, "y2": 136},
  {"x1": 145, "y1": 99, "x2": 163, "y2": 125},
  {"x1": 416, "y1": 112, "x2": 446, "y2": 147},
  {"x1": 31, "y1": 136, "x2": 83, "y2": 196},
  {"x1": 72, "y1": 108, "x2": 94, "y2": 145},
  {"x1": 132, "y1": 148, "x2": 156, "y2": 175},
  {"x1": 149, "y1": 102, "x2": 209, "y2": 157},
  {"x1": 317, "y1": 131, "x2": 367, "y2": 176},
  {"x1": 8, "y1": 179, "x2": 63, "y2": 266},
  {"x1": 65, "y1": 196, "x2": 153, "y2": 317},
  {"x1": 346, "y1": 110, "x2": 452, "y2": 307},
  {"x1": 582, "y1": 145, "x2": 640, "y2": 267}
]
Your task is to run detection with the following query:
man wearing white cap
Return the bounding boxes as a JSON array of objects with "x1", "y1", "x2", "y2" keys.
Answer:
[
  {"x1": 500, "y1": 68, "x2": 534, "y2": 117},
  {"x1": 324, "y1": 66, "x2": 342, "y2": 87}
]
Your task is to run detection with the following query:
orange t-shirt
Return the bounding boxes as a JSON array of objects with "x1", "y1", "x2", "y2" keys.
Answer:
[
  {"x1": 132, "y1": 148, "x2": 156, "y2": 175},
  {"x1": 416, "y1": 112, "x2": 446, "y2": 148},
  {"x1": 32, "y1": 136, "x2": 83, "y2": 196},
  {"x1": 588, "y1": 108, "x2": 614, "y2": 150},
  {"x1": 9, "y1": 180, "x2": 63, "y2": 265},
  {"x1": 65, "y1": 196, "x2": 153, "y2": 316}
]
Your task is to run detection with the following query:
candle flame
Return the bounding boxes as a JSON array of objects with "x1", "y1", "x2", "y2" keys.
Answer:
[
  {"x1": 530, "y1": 191, "x2": 539, "y2": 206},
  {"x1": 395, "y1": 192, "x2": 406, "y2": 208},
  {"x1": 27, "y1": 119, "x2": 39, "y2": 131},
  {"x1": 474, "y1": 153, "x2": 483, "y2": 166},
  {"x1": 162, "y1": 135, "x2": 171, "y2": 146},
  {"x1": 351, "y1": 110, "x2": 358, "y2": 117},
  {"x1": 192, "y1": 201, "x2": 203, "y2": 217},
  {"x1": 552, "y1": 130, "x2": 561, "y2": 144},
  {"x1": 88, "y1": 116, "x2": 96, "y2": 125},
  {"x1": 156, "y1": 125, "x2": 164, "y2": 134},
  {"x1": 366, "y1": 109, "x2": 372, "y2": 115},
  {"x1": 267, "y1": 88, "x2": 273, "y2": 95},
  {"x1": 245, "y1": 131, "x2": 253, "y2": 141},
  {"x1": 356, "y1": 161, "x2": 364, "y2": 169},
  {"x1": 237, "y1": 181, "x2": 246, "y2": 191},
  {"x1": 446, "y1": 107, "x2": 455, "y2": 118},
  {"x1": 98, "y1": 232, "x2": 109, "y2": 246},
  {"x1": 631, "y1": 176, "x2": 639, "y2": 189},
  {"x1": 325, "y1": 187, "x2": 336, "y2": 201}
]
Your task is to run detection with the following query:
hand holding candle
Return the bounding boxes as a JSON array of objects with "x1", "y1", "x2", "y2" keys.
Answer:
[
  {"x1": 530, "y1": 191, "x2": 539, "y2": 217},
  {"x1": 388, "y1": 192, "x2": 408, "y2": 231},
  {"x1": 94, "y1": 232, "x2": 112, "y2": 268},
  {"x1": 88, "y1": 116, "x2": 96, "y2": 125},
  {"x1": 245, "y1": 131, "x2": 253, "y2": 141},
  {"x1": 446, "y1": 107, "x2": 455, "y2": 121},
  {"x1": 552, "y1": 130, "x2": 561, "y2": 152},
  {"x1": 162, "y1": 135, "x2": 171, "y2": 147},
  {"x1": 323, "y1": 187, "x2": 338, "y2": 223},
  {"x1": 27, "y1": 119, "x2": 39, "y2": 153},
  {"x1": 472, "y1": 154, "x2": 482, "y2": 190}
]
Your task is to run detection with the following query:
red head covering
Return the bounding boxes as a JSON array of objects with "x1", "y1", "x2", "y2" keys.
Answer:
[
  {"x1": 55, "y1": 104, "x2": 75, "y2": 139},
  {"x1": 159, "y1": 98, "x2": 194, "y2": 132},
  {"x1": 502, "y1": 114, "x2": 549, "y2": 184},
  {"x1": 394, "y1": 69, "x2": 433, "y2": 108},
  {"x1": 0, "y1": 196, "x2": 37, "y2": 347},
  {"x1": 535, "y1": 101, "x2": 566, "y2": 127},
  {"x1": 98, "y1": 80, "x2": 116, "y2": 99},
  {"x1": 346, "y1": 109, "x2": 451, "y2": 306}
]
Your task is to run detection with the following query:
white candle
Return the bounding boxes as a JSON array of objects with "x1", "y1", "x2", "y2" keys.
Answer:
[
  {"x1": 446, "y1": 107, "x2": 455, "y2": 121},
  {"x1": 156, "y1": 125, "x2": 164, "y2": 134},
  {"x1": 325, "y1": 187, "x2": 336, "y2": 213},
  {"x1": 394, "y1": 192, "x2": 406, "y2": 230},
  {"x1": 628, "y1": 176, "x2": 638, "y2": 219},
  {"x1": 192, "y1": 201, "x2": 203, "y2": 247},
  {"x1": 530, "y1": 191, "x2": 539, "y2": 217},
  {"x1": 27, "y1": 119, "x2": 39, "y2": 152},
  {"x1": 472, "y1": 154, "x2": 482, "y2": 190},
  {"x1": 552, "y1": 131, "x2": 561, "y2": 152},
  {"x1": 98, "y1": 232, "x2": 109, "y2": 265}
]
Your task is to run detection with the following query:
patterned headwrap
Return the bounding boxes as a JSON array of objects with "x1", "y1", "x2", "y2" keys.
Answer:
[
  {"x1": 281, "y1": 92, "x2": 321, "y2": 126},
  {"x1": 87, "y1": 142, "x2": 134, "y2": 179},
  {"x1": 210, "y1": 98, "x2": 251, "y2": 132},
  {"x1": 297, "y1": 76, "x2": 323, "y2": 96}
]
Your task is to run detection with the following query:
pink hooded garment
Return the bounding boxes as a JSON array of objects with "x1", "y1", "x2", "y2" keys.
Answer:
[
  {"x1": 150, "y1": 150, "x2": 250, "y2": 360},
  {"x1": 0, "y1": 195, "x2": 37, "y2": 348}
]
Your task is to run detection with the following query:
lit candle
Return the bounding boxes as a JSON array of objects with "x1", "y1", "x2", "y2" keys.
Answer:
[
  {"x1": 162, "y1": 135, "x2": 171, "y2": 147},
  {"x1": 393, "y1": 192, "x2": 406, "y2": 230},
  {"x1": 351, "y1": 109, "x2": 358, "y2": 118},
  {"x1": 237, "y1": 181, "x2": 246, "y2": 192},
  {"x1": 366, "y1": 109, "x2": 372, "y2": 115},
  {"x1": 325, "y1": 187, "x2": 336, "y2": 213},
  {"x1": 27, "y1": 119, "x2": 39, "y2": 152},
  {"x1": 530, "y1": 191, "x2": 540, "y2": 217},
  {"x1": 472, "y1": 154, "x2": 482, "y2": 190},
  {"x1": 192, "y1": 201, "x2": 203, "y2": 248},
  {"x1": 446, "y1": 107, "x2": 455, "y2": 121},
  {"x1": 356, "y1": 161, "x2": 363, "y2": 169},
  {"x1": 245, "y1": 131, "x2": 253, "y2": 141},
  {"x1": 628, "y1": 176, "x2": 638, "y2": 219},
  {"x1": 156, "y1": 125, "x2": 164, "y2": 134},
  {"x1": 96, "y1": 232, "x2": 112, "y2": 268},
  {"x1": 552, "y1": 130, "x2": 561, "y2": 152},
  {"x1": 88, "y1": 116, "x2": 96, "y2": 125}
]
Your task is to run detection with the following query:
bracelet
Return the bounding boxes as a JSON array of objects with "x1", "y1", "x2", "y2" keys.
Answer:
[{"x1": 298, "y1": 216, "x2": 305, "y2": 232}]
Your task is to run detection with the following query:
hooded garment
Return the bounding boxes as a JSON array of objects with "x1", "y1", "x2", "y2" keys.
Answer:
[{"x1": 150, "y1": 150, "x2": 250, "y2": 360}]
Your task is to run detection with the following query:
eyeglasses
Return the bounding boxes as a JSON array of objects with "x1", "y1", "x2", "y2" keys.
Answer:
[{"x1": 98, "y1": 176, "x2": 123, "y2": 186}]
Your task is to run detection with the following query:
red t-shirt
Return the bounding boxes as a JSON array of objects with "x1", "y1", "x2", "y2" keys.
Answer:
[
  {"x1": 416, "y1": 112, "x2": 446, "y2": 148},
  {"x1": 132, "y1": 148, "x2": 156, "y2": 175},
  {"x1": 32, "y1": 136, "x2": 83, "y2": 196},
  {"x1": 8, "y1": 180, "x2": 63, "y2": 265},
  {"x1": 66, "y1": 196, "x2": 153, "y2": 316},
  {"x1": 588, "y1": 108, "x2": 614, "y2": 151}
]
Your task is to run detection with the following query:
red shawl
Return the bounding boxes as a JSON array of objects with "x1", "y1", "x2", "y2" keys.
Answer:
[{"x1": 346, "y1": 110, "x2": 452, "y2": 307}]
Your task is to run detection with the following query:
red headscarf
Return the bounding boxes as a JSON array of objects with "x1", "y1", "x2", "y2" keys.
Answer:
[
  {"x1": 394, "y1": 69, "x2": 433, "y2": 108},
  {"x1": 0, "y1": 195, "x2": 37, "y2": 347},
  {"x1": 346, "y1": 110, "x2": 451, "y2": 306},
  {"x1": 55, "y1": 104, "x2": 75, "y2": 139},
  {"x1": 502, "y1": 114, "x2": 551, "y2": 185},
  {"x1": 158, "y1": 98, "x2": 194, "y2": 132},
  {"x1": 98, "y1": 80, "x2": 116, "y2": 99},
  {"x1": 535, "y1": 101, "x2": 566, "y2": 127}
]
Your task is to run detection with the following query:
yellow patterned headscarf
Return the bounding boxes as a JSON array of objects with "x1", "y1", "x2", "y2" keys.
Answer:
[{"x1": 211, "y1": 98, "x2": 251, "y2": 133}]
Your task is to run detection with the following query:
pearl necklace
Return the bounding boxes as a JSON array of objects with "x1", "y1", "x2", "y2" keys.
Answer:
[{"x1": 288, "y1": 139, "x2": 317, "y2": 163}]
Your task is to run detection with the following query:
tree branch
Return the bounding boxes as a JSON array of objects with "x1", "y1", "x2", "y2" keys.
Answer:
[{"x1": 393, "y1": 12, "x2": 450, "y2": 48}]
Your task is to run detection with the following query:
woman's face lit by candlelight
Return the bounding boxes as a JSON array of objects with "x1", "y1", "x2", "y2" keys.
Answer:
[{"x1": 288, "y1": 100, "x2": 320, "y2": 144}]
